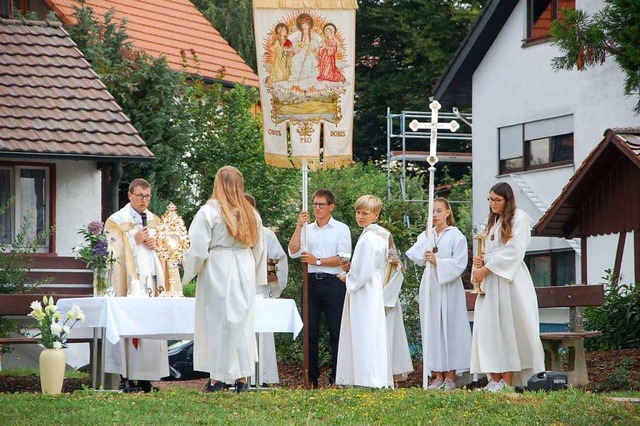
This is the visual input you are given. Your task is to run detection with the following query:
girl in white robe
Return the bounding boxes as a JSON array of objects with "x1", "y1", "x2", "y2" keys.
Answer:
[
  {"x1": 182, "y1": 166, "x2": 266, "y2": 392},
  {"x1": 406, "y1": 197, "x2": 471, "y2": 390},
  {"x1": 471, "y1": 182, "x2": 545, "y2": 391},
  {"x1": 336, "y1": 195, "x2": 393, "y2": 388}
]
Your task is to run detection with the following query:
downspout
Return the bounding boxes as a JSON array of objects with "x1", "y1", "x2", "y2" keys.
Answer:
[{"x1": 110, "y1": 160, "x2": 122, "y2": 215}]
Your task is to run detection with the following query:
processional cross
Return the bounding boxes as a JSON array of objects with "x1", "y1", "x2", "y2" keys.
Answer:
[{"x1": 408, "y1": 100, "x2": 459, "y2": 264}]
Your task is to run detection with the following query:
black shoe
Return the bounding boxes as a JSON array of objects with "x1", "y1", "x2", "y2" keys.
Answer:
[
  {"x1": 119, "y1": 378, "x2": 142, "y2": 393},
  {"x1": 139, "y1": 380, "x2": 159, "y2": 393},
  {"x1": 204, "y1": 379, "x2": 225, "y2": 392},
  {"x1": 234, "y1": 381, "x2": 248, "y2": 393},
  {"x1": 310, "y1": 379, "x2": 319, "y2": 389}
]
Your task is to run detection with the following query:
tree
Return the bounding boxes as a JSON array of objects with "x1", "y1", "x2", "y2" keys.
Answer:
[
  {"x1": 69, "y1": 3, "x2": 192, "y2": 209},
  {"x1": 191, "y1": 0, "x2": 257, "y2": 71},
  {"x1": 550, "y1": 1, "x2": 640, "y2": 113},
  {"x1": 354, "y1": 0, "x2": 485, "y2": 168}
]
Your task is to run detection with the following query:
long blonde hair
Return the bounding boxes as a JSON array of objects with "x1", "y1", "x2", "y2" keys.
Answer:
[{"x1": 210, "y1": 166, "x2": 259, "y2": 247}]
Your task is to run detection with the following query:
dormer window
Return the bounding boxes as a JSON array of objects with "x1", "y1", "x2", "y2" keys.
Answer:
[{"x1": 526, "y1": 0, "x2": 575, "y2": 42}]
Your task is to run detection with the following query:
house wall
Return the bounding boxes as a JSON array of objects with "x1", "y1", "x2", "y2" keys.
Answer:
[
  {"x1": 471, "y1": 0, "x2": 638, "y2": 288},
  {"x1": 55, "y1": 160, "x2": 102, "y2": 256}
]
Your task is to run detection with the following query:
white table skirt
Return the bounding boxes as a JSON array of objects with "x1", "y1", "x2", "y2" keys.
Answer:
[{"x1": 57, "y1": 297, "x2": 303, "y2": 345}]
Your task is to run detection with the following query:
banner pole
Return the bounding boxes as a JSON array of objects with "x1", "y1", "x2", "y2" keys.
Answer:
[{"x1": 301, "y1": 161, "x2": 310, "y2": 389}]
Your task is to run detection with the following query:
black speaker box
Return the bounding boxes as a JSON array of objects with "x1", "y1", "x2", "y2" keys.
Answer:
[{"x1": 527, "y1": 371, "x2": 569, "y2": 391}]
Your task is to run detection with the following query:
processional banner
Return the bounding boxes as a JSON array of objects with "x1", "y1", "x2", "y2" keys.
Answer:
[{"x1": 253, "y1": 0, "x2": 358, "y2": 169}]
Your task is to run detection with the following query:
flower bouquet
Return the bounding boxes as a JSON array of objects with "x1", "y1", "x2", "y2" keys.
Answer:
[
  {"x1": 74, "y1": 221, "x2": 117, "y2": 296},
  {"x1": 28, "y1": 295, "x2": 85, "y2": 349}
]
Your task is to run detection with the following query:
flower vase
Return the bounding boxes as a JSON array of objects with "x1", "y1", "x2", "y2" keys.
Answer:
[
  {"x1": 93, "y1": 269, "x2": 109, "y2": 297},
  {"x1": 39, "y1": 348, "x2": 66, "y2": 395}
]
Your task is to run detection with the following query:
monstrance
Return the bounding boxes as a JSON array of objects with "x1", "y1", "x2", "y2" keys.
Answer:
[{"x1": 155, "y1": 203, "x2": 190, "y2": 297}]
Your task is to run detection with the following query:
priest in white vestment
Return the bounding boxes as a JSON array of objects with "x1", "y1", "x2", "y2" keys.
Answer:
[
  {"x1": 182, "y1": 166, "x2": 266, "y2": 393},
  {"x1": 406, "y1": 197, "x2": 471, "y2": 390},
  {"x1": 336, "y1": 195, "x2": 393, "y2": 389},
  {"x1": 104, "y1": 178, "x2": 170, "y2": 392},
  {"x1": 471, "y1": 182, "x2": 545, "y2": 391}
]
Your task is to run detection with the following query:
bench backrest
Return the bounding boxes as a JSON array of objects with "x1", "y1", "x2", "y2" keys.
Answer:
[{"x1": 466, "y1": 284, "x2": 605, "y2": 311}]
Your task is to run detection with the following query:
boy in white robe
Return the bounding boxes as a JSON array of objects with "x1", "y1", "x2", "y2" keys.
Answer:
[{"x1": 336, "y1": 195, "x2": 393, "y2": 388}]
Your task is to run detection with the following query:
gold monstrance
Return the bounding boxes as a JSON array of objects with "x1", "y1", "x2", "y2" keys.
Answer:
[{"x1": 155, "y1": 203, "x2": 190, "y2": 297}]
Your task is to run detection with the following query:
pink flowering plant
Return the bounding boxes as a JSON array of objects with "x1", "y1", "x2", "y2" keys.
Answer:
[{"x1": 28, "y1": 296, "x2": 85, "y2": 349}]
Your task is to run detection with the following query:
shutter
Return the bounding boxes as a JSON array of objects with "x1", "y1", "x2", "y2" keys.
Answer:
[
  {"x1": 525, "y1": 115, "x2": 573, "y2": 140},
  {"x1": 499, "y1": 124, "x2": 523, "y2": 160}
]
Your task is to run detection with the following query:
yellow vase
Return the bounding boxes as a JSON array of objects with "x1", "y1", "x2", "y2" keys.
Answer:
[{"x1": 39, "y1": 348, "x2": 66, "y2": 395}]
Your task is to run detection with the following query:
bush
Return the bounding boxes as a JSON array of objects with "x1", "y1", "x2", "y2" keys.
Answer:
[{"x1": 584, "y1": 269, "x2": 640, "y2": 350}]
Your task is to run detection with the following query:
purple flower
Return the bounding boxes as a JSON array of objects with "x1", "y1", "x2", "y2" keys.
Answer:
[
  {"x1": 87, "y1": 221, "x2": 104, "y2": 235},
  {"x1": 92, "y1": 239, "x2": 109, "y2": 257}
]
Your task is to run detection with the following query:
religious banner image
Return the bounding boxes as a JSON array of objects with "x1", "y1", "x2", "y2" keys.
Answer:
[{"x1": 253, "y1": 1, "x2": 357, "y2": 169}]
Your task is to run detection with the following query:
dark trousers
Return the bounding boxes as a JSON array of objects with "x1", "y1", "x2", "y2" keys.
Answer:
[{"x1": 305, "y1": 273, "x2": 346, "y2": 386}]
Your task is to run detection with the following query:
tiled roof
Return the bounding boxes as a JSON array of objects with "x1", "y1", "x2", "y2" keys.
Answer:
[
  {"x1": 46, "y1": 0, "x2": 259, "y2": 87},
  {"x1": 0, "y1": 19, "x2": 153, "y2": 160}
]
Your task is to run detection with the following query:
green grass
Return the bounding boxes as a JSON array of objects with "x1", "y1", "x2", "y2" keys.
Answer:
[
  {"x1": 0, "y1": 367, "x2": 88, "y2": 379},
  {"x1": 1, "y1": 387, "x2": 639, "y2": 425}
]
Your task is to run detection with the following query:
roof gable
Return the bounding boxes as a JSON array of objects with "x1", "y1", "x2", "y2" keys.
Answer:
[
  {"x1": 533, "y1": 128, "x2": 640, "y2": 238},
  {"x1": 433, "y1": 0, "x2": 519, "y2": 107},
  {"x1": 45, "y1": 0, "x2": 259, "y2": 87},
  {"x1": 0, "y1": 19, "x2": 153, "y2": 161}
]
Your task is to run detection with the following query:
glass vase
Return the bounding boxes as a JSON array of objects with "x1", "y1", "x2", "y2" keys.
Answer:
[{"x1": 93, "y1": 269, "x2": 108, "y2": 297}]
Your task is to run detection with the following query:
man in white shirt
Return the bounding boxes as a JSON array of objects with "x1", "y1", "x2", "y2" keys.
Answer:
[{"x1": 288, "y1": 189, "x2": 351, "y2": 388}]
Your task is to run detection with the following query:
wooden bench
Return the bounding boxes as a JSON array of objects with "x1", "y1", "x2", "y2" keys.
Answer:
[
  {"x1": 0, "y1": 256, "x2": 94, "y2": 348},
  {"x1": 466, "y1": 284, "x2": 605, "y2": 386}
]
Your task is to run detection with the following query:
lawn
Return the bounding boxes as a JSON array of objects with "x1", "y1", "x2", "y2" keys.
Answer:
[{"x1": 1, "y1": 387, "x2": 639, "y2": 425}]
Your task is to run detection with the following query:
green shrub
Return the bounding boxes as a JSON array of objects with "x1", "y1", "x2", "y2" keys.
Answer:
[{"x1": 584, "y1": 269, "x2": 640, "y2": 350}]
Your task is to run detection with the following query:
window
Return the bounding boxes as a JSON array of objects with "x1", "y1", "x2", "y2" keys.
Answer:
[
  {"x1": 0, "y1": 165, "x2": 52, "y2": 251},
  {"x1": 499, "y1": 115, "x2": 573, "y2": 174},
  {"x1": 526, "y1": 0, "x2": 575, "y2": 41},
  {"x1": 526, "y1": 250, "x2": 575, "y2": 287}
]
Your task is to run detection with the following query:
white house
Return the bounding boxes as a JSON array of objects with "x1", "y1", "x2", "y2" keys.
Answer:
[{"x1": 433, "y1": 0, "x2": 638, "y2": 327}]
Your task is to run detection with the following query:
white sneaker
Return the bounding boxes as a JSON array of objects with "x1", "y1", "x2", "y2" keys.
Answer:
[
  {"x1": 443, "y1": 379, "x2": 456, "y2": 390},
  {"x1": 480, "y1": 380, "x2": 498, "y2": 391},
  {"x1": 488, "y1": 379, "x2": 514, "y2": 393},
  {"x1": 427, "y1": 378, "x2": 444, "y2": 390}
]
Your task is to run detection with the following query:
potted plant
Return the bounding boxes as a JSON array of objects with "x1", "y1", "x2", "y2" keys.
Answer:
[{"x1": 28, "y1": 296, "x2": 85, "y2": 394}]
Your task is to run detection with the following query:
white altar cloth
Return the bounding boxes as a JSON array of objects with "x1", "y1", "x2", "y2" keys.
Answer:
[{"x1": 57, "y1": 297, "x2": 303, "y2": 344}]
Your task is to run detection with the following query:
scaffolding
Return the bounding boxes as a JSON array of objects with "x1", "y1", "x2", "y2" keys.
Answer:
[{"x1": 386, "y1": 108, "x2": 473, "y2": 202}]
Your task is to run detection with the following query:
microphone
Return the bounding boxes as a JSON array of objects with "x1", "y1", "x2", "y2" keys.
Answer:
[{"x1": 141, "y1": 212, "x2": 147, "y2": 227}]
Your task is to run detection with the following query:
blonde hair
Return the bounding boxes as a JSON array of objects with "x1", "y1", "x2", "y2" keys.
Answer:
[
  {"x1": 355, "y1": 195, "x2": 382, "y2": 216},
  {"x1": 210, "y1": 166, "x2": 259, "y2": 247},
  {"x1": 434, "y1": 197, "x2": 456, "y2": 226}
]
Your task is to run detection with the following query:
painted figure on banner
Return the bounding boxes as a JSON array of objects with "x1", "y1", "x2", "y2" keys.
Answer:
[
  {"x1": 266, "y1": 23, "x2": 292, "y2": 84},
  {"x1": 290, "y1": 13, "x2": 320, "y2": 89},
  {"x1": 317, "y1": 23, "x2": 345, "y2": 83}
]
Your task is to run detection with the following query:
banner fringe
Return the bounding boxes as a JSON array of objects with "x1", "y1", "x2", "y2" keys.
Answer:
[
  {"x1": 322, "y1": 156, "x2": 352, "y2": 169},
  {"x1": 265, "y1": 153, "x2": 294, "y2": 168},
  {"x1": 292, "y1": 157, "x2": 322, "y2": 170},
  {"x1": 253, "y1": 0, "x2": 358, "y2": 9}
]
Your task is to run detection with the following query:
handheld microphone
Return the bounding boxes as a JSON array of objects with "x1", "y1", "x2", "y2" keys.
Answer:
[{"x1": 141, "y1": 212, "x2": 147, "y2": 227}]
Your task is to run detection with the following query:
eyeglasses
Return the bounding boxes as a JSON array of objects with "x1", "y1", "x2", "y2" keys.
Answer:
[
  {"x1": 132, "y1": 193, "x2": 152, "y2": 201},
  {"x1": 487, "y1": 197, "x2": 504, "y2": 204},
  {"x1": 312, "y1": 202, "x2": 328, "y2": 209}
]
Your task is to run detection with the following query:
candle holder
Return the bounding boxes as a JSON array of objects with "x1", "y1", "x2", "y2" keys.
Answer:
[{"x1": 471, "y1": 223, "x2": 486, "y2": 295}]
